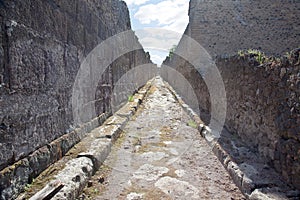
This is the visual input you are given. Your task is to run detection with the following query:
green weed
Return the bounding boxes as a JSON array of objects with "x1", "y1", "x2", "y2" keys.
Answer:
[
  {"x1": 128, "y1": 95, "x2": 134, "y2": 102},
  {"x1": 238, "y1": 50, "x2": 245, "y2": 57},
  {"x1": 187, "y1": 120, "x2": 197, "y2": 129}
]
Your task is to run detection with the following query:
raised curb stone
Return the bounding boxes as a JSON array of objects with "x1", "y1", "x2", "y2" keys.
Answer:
[
  {"x1": 25, "y1": 79, "x2": 154, "y2": 199},
  {"x1": 162, "y1": 79, "x2": 300, "y2": 200},
  {"x1": 45, "y1": 157, "x2": 93, "y2": 200}
]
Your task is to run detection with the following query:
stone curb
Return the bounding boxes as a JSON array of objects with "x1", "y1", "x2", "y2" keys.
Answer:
[
  {"x1": 0, "y1": 112, "x2": 110, "y2": 200},
  {"x1": 162, "y1": 80, "x2": 299, "y2": 200},
  {"x1": 28, "y1": 79, "x2": 154, "y2": 200},
  {"x1": 31, "y1": 157, "x2": 94, "y2": 200}
]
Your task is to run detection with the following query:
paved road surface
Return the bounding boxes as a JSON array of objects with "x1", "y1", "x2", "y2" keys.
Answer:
[{"x1": 79, "y1": 77, "x2": 245, "y2": 200}]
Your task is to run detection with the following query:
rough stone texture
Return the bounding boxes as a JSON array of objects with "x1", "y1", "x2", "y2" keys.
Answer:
[
  {"x1": 0, "y1": 113, "x2": 109, "y2": 200},
  {"x1": 0, "y1": 0, "x2": 152, "y2": 171},
  {"x1": 164, "y1": 75, "x2": 300, "y2": 199},
  {"x1": 163, "y1": 52, "x2": 300, "y2": 191},
  {"x1": 166, "y1": 76, "x2": 300, "y2": 200},
  {"x1": 216, "y1": 55, "x2": 300, "y2": 191},
  {"x1": 249, "y1": 188, "x2": 291, "y2": 200},
  {"x1": 188, "y1": 0, "x2": 300, "y2": 57},
  {"x1": 78, "y1": 138, "x2": 112, "y2": 171},
  {"x1": 0, "y1": 0, "x2": 153, "y2": 199},
  {"x1": 81, "y1": 77, "x2": 245, "y2": 200},
  {"x1": 155, "y1": 176, "x2": 200, "y2": 199},
  {"x1": 162, "y1": 0, "x2": 300, "y2": 192},
  {"x1": 15, "y1": 79, "x2": 153, "y2": 200},
  {"x1": 50, "y1": 157, "x2": 94, "y2": 200}
]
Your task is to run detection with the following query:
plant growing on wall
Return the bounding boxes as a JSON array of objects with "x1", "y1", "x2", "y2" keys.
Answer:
[
  {"x1": 237, "y1": 49, "x2": 269, "y2": 65},
  {"x1": 168, "y1": 45, "x2": 177, "y2": 59},
  {"x1": 247, "y1": 49, "x2": 266, "y2": 64},
  {"x1": 238, "y1": 50, "x2": 245, "y2": 57}
]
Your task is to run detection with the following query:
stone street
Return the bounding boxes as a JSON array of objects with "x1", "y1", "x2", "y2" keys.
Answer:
[{"x1": 80, "y1": 77, "x2": 245, "y2": 200}]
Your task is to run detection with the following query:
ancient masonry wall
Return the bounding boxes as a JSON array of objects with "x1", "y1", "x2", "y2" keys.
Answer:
[
  {"x1": 188, "y1": 0, "x2": 299, "y2": 57},
  {"x1": 162, "y1": 0, "x2": 300, "y2": 190},
  {"x1": 0, "y1": 0, "x2": 152, "y2": 194}
]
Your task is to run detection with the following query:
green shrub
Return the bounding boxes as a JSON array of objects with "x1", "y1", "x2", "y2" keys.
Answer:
[{"x1": 168, "y1": 45, "x2": 177, "y2": 59}]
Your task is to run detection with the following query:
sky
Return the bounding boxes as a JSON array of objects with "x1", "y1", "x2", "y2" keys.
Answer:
[{"x1": 123, "y1": 0, "x2": 190, "y2": 65}]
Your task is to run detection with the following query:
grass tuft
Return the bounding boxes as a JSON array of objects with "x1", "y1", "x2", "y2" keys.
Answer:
[
  {"x1": 128, "y1": 95, "x2": 134, "y2": 102},
  {"x1": 187, "y1": 120, "x2": 197, "y2": 129}
]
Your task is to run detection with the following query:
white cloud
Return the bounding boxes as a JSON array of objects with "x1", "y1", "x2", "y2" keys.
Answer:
[
  {"x1": 134, "y1": 0, "x2": 189, "y2": 33},
  {"x1": 162, "y1": 14, "x2": 189, "y2": 33},
  {"x1": 148, "y1": 52, "x2": 166, "y2": 65},
  {"x1": 137, "y1": 29, "x2": 180, "y2": 65},
  {"x1": 135, "y1": 28, "x2": 182, "y2": 51},
  {"x1": 124, "y1": 0, "x2": 150, "y2": 6},
  {"x1": 126, "y1": 0, "x2": 190, "y2": 64},
  {"x1": 139, "y1": 36, "x2": 178, "y2": 50},
  {"x1": 135, "y1": 28, "x2": 182, "y2": 64}
]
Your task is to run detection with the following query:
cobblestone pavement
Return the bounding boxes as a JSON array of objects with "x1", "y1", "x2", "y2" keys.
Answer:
[{"x1": 80, "y1": 77, "x2": 245, "y2": 200}]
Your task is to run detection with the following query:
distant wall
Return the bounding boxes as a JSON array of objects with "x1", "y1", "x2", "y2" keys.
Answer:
[{"x1": 0, "y1": 0, "x2": 151, "y2": 171}]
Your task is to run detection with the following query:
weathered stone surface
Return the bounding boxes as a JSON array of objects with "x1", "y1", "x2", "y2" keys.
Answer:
[
  {"x1": 0, "y1": 117, "x2": 100, "y2": 200},
  {"x1": 227, "y1": 161, "x2": 243, "y2": 188},
  {"x1": 105, "y1": 115, "x2": 128, "y2": 129},
  {"x1": 78, "y1": 138, "x2": 112, "y2": 170},
  {"x1": 162, "y1": 61, "x2": 299, "y2": 198},
  {"x1": 188, "y1": 0, "x2": 300, "y2": 57},
  {"x1": 249, "y1": 188, "x2": 289, "y2": 200},
  {"x1": 162, "y1": 1, "x2": 300, "y2": 190},
  {"x1": 28, "y1": 146, "x2": 53, "y2": 178},
  {"x1": 133, "y1": 164, "x2": 169, "y2": 182},
  {"x1": 0, "y1": 0, "x2": 152, "y2": 171},
  {"x1": 16, "y1": 80, "x2": 154, "y2": 199},
  {"x1": 92, "y1": 125, "x2": 122, "y2": 143},
  {"x1": 128, "y1": 100, "x2": 140, "y2": 110},
  {"x1": 126, "y1": 192, "x2": 144, "y2": 200},
  {"x1": 115, "y1": 105, "x2": 135, "y2": 118},
  {"x1": 155, "y1": 176, "x2": 200, "y2": 199},
  {"x1": 50, "y1": 157, "x2": 94, "y2": 200},
  {"x1": 83, "y1": 78, "x2": 245, "y2": 199},
  {"x1": 0, "y1": 159, "x2": 32, "y2": 200},
  {"x1": 212, "y1": 144, "x2": 231, "y2": 168},
  {"x1": 0, "y1": 0, "x2": 153, "y2": 199},
  {"x1": 139, "y1": 152, "x2": 168, "y2": 162}
]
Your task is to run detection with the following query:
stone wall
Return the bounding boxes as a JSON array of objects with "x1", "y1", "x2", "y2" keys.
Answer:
[
  {"x1": 216, "y1": 53, "x2": 300, "y2": 190},
  {"x1": 162, "y1": 0, "x2": 300, "y2": 190},
  {"x1": 163, "y1": 49, "x2": 300, "y2": 192},
  {"x1": 188, "y1": 0, "x2": 300, "y2": 57},
  {"x1": 0, "y1": 0, "x2": 151, "y2": 173}
]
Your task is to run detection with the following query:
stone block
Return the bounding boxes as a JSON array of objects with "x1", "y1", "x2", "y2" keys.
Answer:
[
  {"x1": 91, "y1": 124, "x2": 122, "y2": 143},
  {"x1": 0, "y1": 159, "x2": 32, "y2": 200},
  {"x1": 116, "y1": 105, "x2": 135, "y2": 118},
  {"x1": 249, "y1": 188, "x2": 289, "y2": 200},
  {"x1": 50, "y1": 157, "x2": 93, "y2": 200},
  {"x1": 78, "y1": 138, "x2": 112, "y2": 170},
  {"x1": 227, "y1": 161, "x2": 244, "y2": 189}
]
